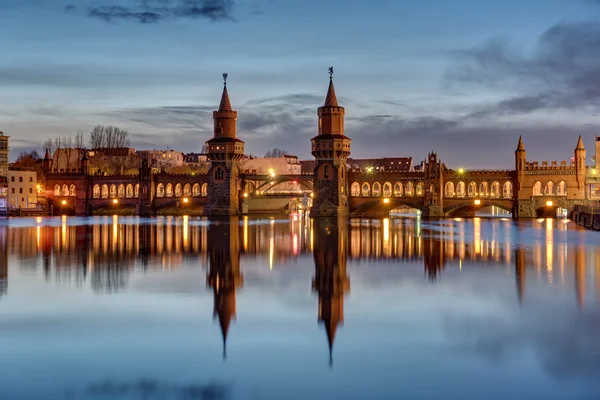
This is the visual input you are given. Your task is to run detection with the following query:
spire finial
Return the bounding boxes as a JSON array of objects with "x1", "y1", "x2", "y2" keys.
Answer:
[
  {"x1": 328, "y1": 66, "x2": 334, "y2": 80},
  {"x1": 223, "y1": 72, "x2": 228, "y2": 86}
]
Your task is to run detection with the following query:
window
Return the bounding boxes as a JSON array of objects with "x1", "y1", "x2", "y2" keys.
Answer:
[
  {"x1": 491, "y1": 182, "x2": 501, "y2": 198},
  {"x1": 62, "y1": 184, "x2": 69, "y2": 196},
  {"x1": 215, "y1": 168, "x2": 224, "y2": 181},
  {"x1": 175, "y1": 183, "x2": 182, "y2": 196},
  {"x1": 118, "y1": 184, "x2": 125, "y2": 197},
  {"x1": 19, "y1": 177, "x2": 22, "y2": 182},
  {"x1": 324, "y1": 165, "x2": 330, "y2": 179},
  {"x1": 456, "y1": 182, "x2": 465, "y2": 197},
  {"x1": 126, "y1": 184, "x2": 133, "y2": 198},
  {"x1": 556, "y1": 181, "x2": 567, "y2": 196},
  {"x1": 110, "y1": 184, "x2": 117, "y2": 197},
  {"x1": 405, "y1": 182, "x2": 414, "y2": 196},
  {"x1": 201, "y1": 183, "x2": 208, "y2": 196},
  {"x1": 193, "y1": 183, "x2": 200, "y2": 196},
  {"x1": 11, "y1": 188, "x2": 14, "y2": 194},
  {"x1": 361, "y1": 182, "x2": 370, "y2": 196},
  {"x1": 416, "y1": 182, "x2": 423, "y2": 196},
  {"x1": 544, "y1": 181, "x2": 554, "y2": 196},
  {"x1": 166, "y1": 183, "x2": 173, "y2": 197},
  {"x1": 10, "y1": 177, "x2": 14, "y2": 182},
  {"x1": 29, "y1": 188, "x2": 33, "y2": 194},
  {"x1": 532, "y1": 181, "x2": 542, "y2": 196},
  {"x1": 134, "y1": 184, "x2": 139, "y2": 197},
  {"x1": 372, "y1": 182, "x2": 381, "y2": 196},
  {"x1": 29, "y1": 177, "x2": 33, "y2": 182},
  {"x1": 479, "y1": 182, "x2": 488, "y2": 197},
  {"x1": 101, "y1": 185, "x2": 109, "y2": 198},
  {"x1": 351, "y1": 182, "x2": 360, "y2": 196},
  {"x1": 54, "y1": 185, "x2": 61, "y2": 196},
  {"x1": 468, "y1": 182, "x2": 477, "y2": 197},
  {"x1": 184, "y1": 183, "x2": 191, "y2": 196},
  {"x1": 69, "y1": 184, "x2": 76, "y2": 196},
  {"x1": 503, "y1": 181, "x2": 513, "y2": 198},
  {"x1": 156, "y1": 184, "x2": 165, "y2": 197},
  {"x1": 93, "y1": 185, "x2": 100, "y2": 199},
  {"x1": 383, "y1": 182, "x2": 392, "y2": 197},
  {"x1": 394, "y1": 182, "x2": 403, "y2": 197},
  {"x1": 445, "y1": 182, "x2": 455, "y2": 197}
]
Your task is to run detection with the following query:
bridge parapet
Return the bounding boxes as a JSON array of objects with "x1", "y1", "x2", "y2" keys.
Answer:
[{"x1": 525, "y1": 160, "x2": 575, "y2": 171}]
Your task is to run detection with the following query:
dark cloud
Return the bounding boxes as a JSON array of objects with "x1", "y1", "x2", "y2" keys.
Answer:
[
  {"x1": 445, "y1": 20, "x2": 600, "y2": 116},
  {"x1": 87, "y1": 0, "x2": 235, "y2": 24},
  {"x1": 64, "y1": 4, "x2": 76, "y2": 12},
  {"x1": 83, "y1": 379, "x2": 230, "y2": 399}
]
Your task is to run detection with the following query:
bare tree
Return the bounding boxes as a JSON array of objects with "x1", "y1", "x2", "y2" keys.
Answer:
[
  {"x1": 265, "y1": 148, "x2": 288, "y2": 158},
  {"x1": 89, "y1": 125, "x2": 130, "y2": 149}
]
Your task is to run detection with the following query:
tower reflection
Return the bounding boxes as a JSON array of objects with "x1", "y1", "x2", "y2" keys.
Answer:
[
  {"x1": 206, "y1": 217, "x2": 243, "y2": 359},
  {"x1": 0, "y1": 226, "x2": 7, "y2": 297},
  {"x1": 312, "y1": 218, "x2": 350, "y2": 366}
]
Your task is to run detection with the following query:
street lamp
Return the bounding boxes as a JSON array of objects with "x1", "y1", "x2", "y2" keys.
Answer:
[
  {"x1": 546, "y1": 200, "x2": 553, "y2": 207},
  {"x1": 243, "y1": 192, "x2": 248, "y2": 198},
  {"x1": 113, "y1": 199, "x2": 118, "y2": 204},
  {"x1": 383, "y1": 198, "x2": 390, "y2": 204},
  {"x1": 458, "y1": 168, "x2": 465, "y2": 174},
  {"x1": 474, "y1": 199, "x2": 481, "y2": 205},
  {"x1": 182, "y1": 197, "x2": 189, "y2": 203},
  {"x1": 61, "y1": 200, "x2": 67, "y2": 205}
]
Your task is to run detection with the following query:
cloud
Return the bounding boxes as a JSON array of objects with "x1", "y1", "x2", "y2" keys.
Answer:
[
  {"x1": 82, "y1": 378, "x2": 231, "y2": 399},
  {"x1": 64, "y1": 4, "x2": 76, "y2": 12},
  {"x1": 445, "y1": 20, "x2": 600, "y2": 116},
  {"x1": 87, "y1": 0, "x2": 235, "y2": 24}
]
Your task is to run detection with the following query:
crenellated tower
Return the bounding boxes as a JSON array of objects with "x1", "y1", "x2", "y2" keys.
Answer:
[
  {"x1": 575, "y1": 135, "x2": 586, "y2": 191},
  {"x1": 310, "y1": 67, "x2": 351, "y2": 217},
  {"x1": 138, "y1": 157, "x2": 153, "y2": 217},
  {"x1": 312, "y1": 217, "x2": 350, "y2": 366},
  {"x1": 423, "y1": 151, "x2": 444, "y2": 216},
  {"x1": 204, "y1": 73, "x2": 245, "y2": 216}
]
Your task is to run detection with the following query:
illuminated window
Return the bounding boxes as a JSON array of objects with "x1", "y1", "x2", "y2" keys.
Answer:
[
  {"x1": 532, "y1": 181, "x2": 542, "y2": 196},
  {"x1": 456, "y1": 182, "x2": 465, "y2": 197},
  {"x1": 372, "y1": 182, "x2": 381, "y2": 196},
  {"x1": 394, "y1": 182, "x2": 403, "y2": 197},
  {"x1": 416, "y1": 182, "x2": 423, "y2": 196},
  {"x1": 479, "y1": 182, "x2": 488, "y2": 196},
  {"x1": 361, "y1": 182, "x2": 371, "y2": 196},
  {"x1": 93, "y1": 185, "x2": 100, "y2": 199},
  {"x1": 183, "y1": 183, "x2": 191, "y2": 196},
  {"x1": 117, "y1": 184, "x2": 125, "y2": 197},
  {"x1": 491, "y1": 182, "x2": 500, "y2": 198},
  {"x1": 134, "y1": 184, "x2": 139, "y2": 197},
  {"x1": 544, "y1": 181, "x2": 554, "y2": 196},
  {"x1": 503, "y1": 181, "x2": 513, "y2": 198},
  {"x1": 54, "y1": 184, "x2": 60, "y2": 196},
  {"x1": 383, "y1": 182, "x2": 392, "y2": 197},
  {"x1": 126, "y1": 184, "x2": 133, "y2": 198},
  {"x1": 175, "y1": 183, "x2": 182, "y2": 196},
  {"x1": 166, "y1": 183, "x2": 173, "y2": 197},
  {"x1": 201, "y1": 183, "x2": 208, "y2": 196},
  {"x1": 109, "y1": 184, "x2": 116, "y2": 198},
  {"x1": 556, "y1": 181, "x2": 567, "y2": 196},
  {"x1": 468, "y1": 182, "x2": 476, "y2": 197},
  {"x1": 192, "y1": 183, "x2": 200, "y2": 196},
  {"x1": 405, "y1": 182, "x2": 414, "y2": 196},
  {"x1": 350, "y1": 182, "x2": 360, "y2": 196},
  {"x1": 156, "y1": 183, "x2": 165, "y2": 197},
  {"x1": 101, "y1": 185, "x2": 108, "y2": 198}
]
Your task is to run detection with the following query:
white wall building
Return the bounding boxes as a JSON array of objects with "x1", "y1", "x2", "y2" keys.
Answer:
[{"x1": 8, "y1": 169, "x2": 38, "y2": 208}]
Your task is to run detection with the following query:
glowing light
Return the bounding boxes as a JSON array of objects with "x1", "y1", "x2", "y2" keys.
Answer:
[
  {"x1": 61, "y1": 200, "x2": 67, "y2": 205},
  {"x1": 182, "y1": 197, "x2": 189, "y2": 203},
  {"x1": 243, "y1": 192, "x2": 248, "y2": 198},
  {"x1": 383, "y1": 198, "x2": 390, "y2": 204},
  {"x1": 546, "y1": 200, "x2": 553, "y2": 207},
  {"x1": 458, "y1": 168, "x2": 465, "y2": 174},
  {"x1": 269, "y1": 169, "x2": 275, "y2": 178},
  {"x1": 310, "y1": 193, "x2": 314, "y2": 198},
  {"x1": 474, "y1": 199, "x2": 481, "y2": 205},
  {"x1": 112, "y1": 199, "x2": 118, "y2": 204},
  {"x1": 592, "y1": 168, "x2": 597, "y2": 175}
]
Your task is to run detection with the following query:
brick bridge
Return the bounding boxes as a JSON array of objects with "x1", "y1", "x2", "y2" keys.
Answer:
[{"x1": 44, "y1": 71, "x2": 598, "y2": 218}]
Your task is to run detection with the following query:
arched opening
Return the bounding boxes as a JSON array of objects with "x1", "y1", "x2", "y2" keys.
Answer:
[
  {"x1": 479, "y1": 182, "x2": 488, "y2": 197},
  {"x1": 156, "y1": 183, "x2": 165, "y2": 198},
  {"x1": 192, "y1": 183, "x2": 200, "y2": 196},
  {"x1": 93, "y1": 185, "x2": 100, "y2": 199},
  {"x1": 214, "y1": 167, "x2": 224, "y2": 181},
  {"x1": 62, "y1": 184, "x2": 69, "y2": 196},
  {"x1": 456, "y1": 182, "x2": 465, "y2": 198},
  {"x1": 134, "y1": 184, "x2": 139, "y2": 197},
  {"x1": 109, "y1": 184, "x2": 116, "y2": 198},
  {"x1": 429, "y1": 184, "x2": 435, "y2": 194},
  {"x1": 394, "y1": 182, "x2": 403, "y2": 197},
  {"x1": 544, "y1": 181, "x2": 554, "y2": 196},
  {"x1": 383, "y1": 182, "x2": 392, "y2": 197},
  {"x1": 69, "y1": 184, "x2": 76, "y2": 196},
  {"x1": 533, "y1": 181, "x2": 542, "y2": 196},
  {"x1": 166, "y1": 183, "x2": 173, "y2": 197},
  {"x1": 475, "y1": 204, "x2": 513, "y2": 218},
  {"x1": 468, "y1": 182, "x2": 476, "y2": 197},
  {"x1": 361, "y1": 182, "x2": 371, "y2": 196},
  {"x1": 405, "y1": 182, "x2": 414, "y2": 196},
  {"x1": 503, "y1": 181, "x2": 513, "y2": 198},
  {"x1": 445, "y1": 182, "x2": 455, "y2": 197},
  {"x1": 126, "y1": 184, "x2": 133, "y2": 198},
  {"x1": 117, "y1": 184, "x2": 125, "y2": 198},
  {"x1": 183, "y1": 183, "x2": 191, "y2": 196},
  {"x1": 101, "y1": 184, "x2": 108, "y2": 198},
  {"x1": 201, "y1": 183, "x2": 208, "y2": 196},
  {"x1": 175, "y1": 183, "x2": 182, "y2": 197},
  {"x1": 491, "y1": 182, "x2": 500, "y2": 198},
  {"x1": 416, "y1": 182, "x2": 424, "y2": 196},
  {"x1": 54, "y1": 185, "x2": 60, "y2": 196},
  {"x1": 372, "y1": 182, "x2": 381, "y2": 196},
  {"x1": 324, "y1": 165, "x2": 330, "y2": 179},
  {"x1": 351, "y1": 182, "x2": 360, "y2": 196},
  {"x1": 556, "y1": 181, "x2": 567, "y2": 196}
]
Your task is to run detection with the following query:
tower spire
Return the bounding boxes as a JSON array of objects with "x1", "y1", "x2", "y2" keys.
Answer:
[
  {"x1": 324, "y1": 66, "x2": 338, "y2": 107},
  {"x1": 219, "y1": 72, "x2": 232, "y2": 112},
  {"x1": 516, "y1": 136, "x2": 525, "y2": 151},
  {"x1": 576, "y1": 135, "x2": 585, "y2": 150}
]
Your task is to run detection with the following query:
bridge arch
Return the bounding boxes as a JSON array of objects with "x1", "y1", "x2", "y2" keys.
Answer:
[
  {"x1": 251, "y1": 177, "x2": 313, "y2": 195},
  {"x1": 350, "y1": 197, "x2": 425, "y2": 216},
  {"x1": 444, "y1": 200, "x2": 514, "y2": 216}
]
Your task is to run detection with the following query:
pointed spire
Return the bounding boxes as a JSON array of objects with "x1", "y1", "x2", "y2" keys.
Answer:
[
  {"x1": 516, "y1": 136, "x2": 525, "y2": 151},
  {"x1": 324, "y1": 318, "x2": 338, "y2": 367},
  {"x1": 218, "y1": 72, "x2": 232, "y2": 111},
  {"x1": 44, "y1": 148, "x2": 51, "y2": 160},
  {"x1": 218, "y1": 309, "x2": 231, "y2": 361},
  {"x1": 576, "y1": 135, "x2": 585, "y2": 150},
  {"x1": 324, "y1": 66, "x2": 339, "y2": 107}
]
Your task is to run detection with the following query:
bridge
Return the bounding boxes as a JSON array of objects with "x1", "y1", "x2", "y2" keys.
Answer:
[{"x1": 43, "y1": 71, "x2": 599, "y2": 218}]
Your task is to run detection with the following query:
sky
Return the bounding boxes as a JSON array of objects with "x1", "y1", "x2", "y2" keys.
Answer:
[{"x1": 1, "y1": 0, "x2": 600, "y2": 167}]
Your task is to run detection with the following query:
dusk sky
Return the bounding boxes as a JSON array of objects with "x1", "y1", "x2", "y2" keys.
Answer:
[{"x1": 2, "y1": 0, "x2": 600, "y2": 167}]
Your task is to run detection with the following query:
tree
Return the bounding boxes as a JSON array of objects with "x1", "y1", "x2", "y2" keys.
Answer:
[
  {"x1": 265, "y1": 148, "x2": 288, "y2": 158},
  {"x1": 89, "y1": 125, "x2": 130, "y2": 149},
  {"x1": 14, "y1": 150, "x2": 41, "y2": 168}
]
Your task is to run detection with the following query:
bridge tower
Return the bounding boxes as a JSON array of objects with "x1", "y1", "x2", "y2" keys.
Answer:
[
  {"x1": 312, "y1": 218, "x2": 350, "y2": 366},
  {"x1": 575, "y1": 136, "x2": 586, "y2": 193},
  {"x1": 138, "y1": 157, "x2": 153, "y2": 217},
  {"x1": 515, "y1": 136, "x2": 526, "y2": 183},
  {"x1": 207, "y1": 217, "x2": 243, "y2": 359},
  {"x1": 423, "y1": 152, "x2": 444, "y2": 217},
  {"x1": 310, "y1": 67, "x2": 352, "y2": 217},
  {"x1": 204, "y1": 73, "x2": 245, "y2": 216}
]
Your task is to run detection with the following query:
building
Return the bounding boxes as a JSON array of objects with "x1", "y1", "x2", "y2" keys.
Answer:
[
  {"x1": 137, "y1": 149, "x2": 185, "y2": 173},
  {"x1": 241, "y1": 154, "x2": 301, "y2": 175},
  {"x1": 0, "y1": 133, "x2": 8, "y2": 211},
  {"x1": 183, "y1": 152, "x2": 210, "y2": 172},
  {"x1": 8, "y1": 168, "x2": 38, "y2": 208}
]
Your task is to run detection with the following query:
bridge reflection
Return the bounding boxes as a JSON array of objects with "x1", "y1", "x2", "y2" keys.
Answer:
[{"x1": 1, "y1": 217, "x2": 598, "y2": 364}]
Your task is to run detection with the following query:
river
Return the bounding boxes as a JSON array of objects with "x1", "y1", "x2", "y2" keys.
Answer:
[{"x1": 0, "y1": 215, "x2": 598, "y2": 400}]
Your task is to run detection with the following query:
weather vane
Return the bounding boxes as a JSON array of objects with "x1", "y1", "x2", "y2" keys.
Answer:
[
  {"x1": 328, "y1": 66, "x2": 334, "y2": 79},
  {"x1": 223, "y1": 72, "x2": 228, "y2": 85}
]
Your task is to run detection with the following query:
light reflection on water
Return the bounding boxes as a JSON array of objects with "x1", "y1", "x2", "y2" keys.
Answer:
[{"x1": 0, "y1": 216, "x2": 599, "y2": 400}]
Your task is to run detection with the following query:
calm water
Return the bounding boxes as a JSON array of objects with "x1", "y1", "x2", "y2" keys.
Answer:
[{"x1": 0, "y1": 215, "x2": 599, "y2": 400}]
